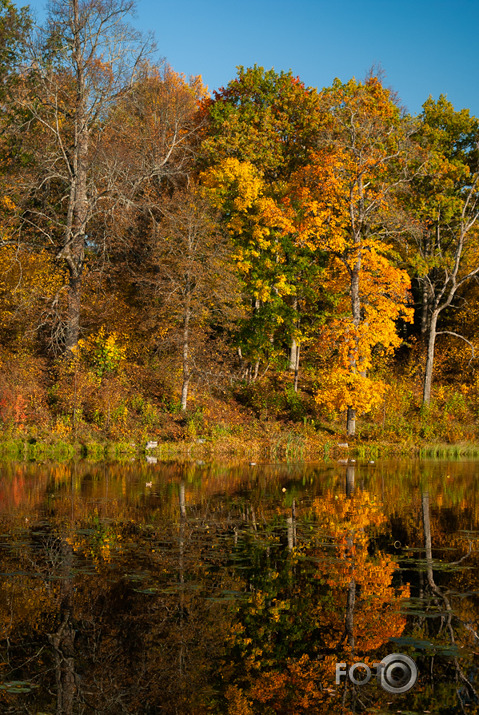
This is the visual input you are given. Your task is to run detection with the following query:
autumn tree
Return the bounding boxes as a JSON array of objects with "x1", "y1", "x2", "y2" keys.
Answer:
[
  {"x1": 103, "y1": 63, "x2": 205, "y2": 201},
  {"x1": 0, "y1": 0, "x2": 31, "y2": 246},
  {"x1": 290, "y1": 76, "x2": 415, "y2": 435},
  {"x1": 96, "y1": 68, "x2": 228, "y2": 410},
  {"x1": 142, "y1": 185, "x2": 242, "y2": 411},
  {"x1": 0, "y1": 3, "x2": 47, "y2": 350},
  {"x1": 10, "y1": 0, "x2": 154, "y2": 353},
  {"x1": 202, "y1": 156, "x2": 307, "y2": 382},
  {"x1": 201, "y1": 66, "x2": 325, "y2": 384},
  {"x1": 405, "y1": 96, "x2": 479, "y2": 404}
]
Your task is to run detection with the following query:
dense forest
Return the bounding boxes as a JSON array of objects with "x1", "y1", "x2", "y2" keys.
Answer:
[{"x1": 1, "y1": 0, "x2": 479, "y2": 451}]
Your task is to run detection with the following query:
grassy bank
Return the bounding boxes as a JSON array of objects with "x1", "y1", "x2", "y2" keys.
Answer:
[
  {"x1": 1, "y1": 430, "x2": 479, "y2": 464},
  {"x1": 0, "y1": 348, "x2": 478, "y2": 462}
]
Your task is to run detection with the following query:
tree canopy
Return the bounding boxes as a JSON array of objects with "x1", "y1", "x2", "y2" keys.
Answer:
[{"x1": 0, "y1": 2, "x2": 478, "y2": 439}]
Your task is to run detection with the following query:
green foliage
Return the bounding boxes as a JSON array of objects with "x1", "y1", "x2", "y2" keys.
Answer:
[
  {"x1": 130, "y1": 395, "x2": 161, "y2": 427},
  {"x1": 78, "y1": 328, "x2": 127, "y2": 379},
  {"x1": 0, "y1": 0, "x2": 31, "y2": 97},
  {"x1": 238, "y1": 380, "x2": 285, "y2": 420},
  {"x1": 203, "y1": 65, "x2": 322, "y2": 178},
  {"x1": 202, "y1": 66, "x2": 328, "y2": 371},
  {"x1": 1, "y1": 49, "x2": 479, "y2": 447},
  {"x1": 284, "y1": 384, "x2": 306, "y2": 421},
  {"x1": 185, "y1": 408, "x2": 206, "y2": 438}
]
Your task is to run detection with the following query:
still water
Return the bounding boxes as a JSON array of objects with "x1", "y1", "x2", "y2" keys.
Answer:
[{"x1": 0, "y1": 458, "x2": 478, "y2": 714}]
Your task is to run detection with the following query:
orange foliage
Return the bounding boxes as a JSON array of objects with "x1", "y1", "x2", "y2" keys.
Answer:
[{"x1": 283, "y1": 77, "x2": 414, "y2": 419}]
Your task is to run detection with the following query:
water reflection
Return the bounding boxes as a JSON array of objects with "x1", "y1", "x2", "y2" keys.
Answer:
[{"x1": 0, "y1": 459, "x2": 477, "y2": 713}]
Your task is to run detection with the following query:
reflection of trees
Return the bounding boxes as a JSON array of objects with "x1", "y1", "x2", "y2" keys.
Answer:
[
  {"x1": 313, "y1": 483, "x2": 409, "y2": 656},
  {"x1": 220, "y1": 470, "x2": 410, "y2": 714},
  {"x1": 384, "y1": 477, "x2": 479, "y2": 714},
  {"x1": 0, "y1": 462, "x2": 410, "y2": 714},
  {"x1": 1, "y1": 461, "x2": 479, "y2": 712},
  {"x1": 49, "y1": 540, "x2": 76, "y2": 715},
  {"x1": 0, "y1": 462, "x2": 251, "y2": 713},
  {"x1": 407, "y1": 492, "x2": 479, "y2": 713}
]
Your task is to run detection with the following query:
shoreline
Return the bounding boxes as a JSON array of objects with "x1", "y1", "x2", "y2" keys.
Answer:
[{"x1": 1, "y1": 434, "x2": 479, "y2": 462}]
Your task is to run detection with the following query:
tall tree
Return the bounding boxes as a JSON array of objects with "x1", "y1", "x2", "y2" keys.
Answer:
[
  {"x1": 104, "y1": 64, "x2": 205, "y2": 200},
  {"x1": 291, "y1": 76, "x2": 415, "y2": 435},
  {"x1": 406, "y1": 96, "x2": 479, "y2": 404},
  {"x1": 0, "y1": 0, "x2": 29, "y2": 96},
  {"x1": 201, "y1": 66, "x2": 324, "y2": 383},
  {"x1": 143, "y1": 185, "x2": 242, "y2": 411},
  {"x1": 14, "y1": 0, "x2": 152, "y2": 353},
  {"x1": 0, "y1": 0, "x2": 30, "y2": 239}
]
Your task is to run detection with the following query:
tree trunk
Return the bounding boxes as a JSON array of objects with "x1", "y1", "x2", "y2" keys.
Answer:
[
  {"x1": 420, "y1": 278, "x2": 429, "y2": 343},
  {"x1": 49, "y1": 539, "x2": 76, "y2": 714},
  {"x1": 65, "y1": 273, "x2": 82, "y2": 352},
  {"x1": 65, "y1": 0, "x2": 88, "y2": 354},
  {"x1": 289, "y1": 296, "x2": 299, "y2": 373},
  {"x1": 180, "y1": 377, "x2": 190, "y2": 412},
  {"x1": 52, "y1": 613, "x2": 76, "y2": 715},
  {"x1": 346, "y1": 406, "x2": 356, "y2": 437},
  {"x1": 346, "y1": 464, "x2": 355, "y2": 496},
  {"x1": 287, "y1": 499, "x2": 296, "y2": 551},
  {"x1": 293, "y1": 342, "x2": 300, "y2": 393},
  {"x1": 289, "y1": 336, "x2": 298, "y2": 372},
  {"x1": 423, "y1": 309, "x2": 439, "y2": 405},
  {"x1": 345, "y1": 577, "x2": 356, "y2": 650},
  {"x1": 178, "y1": 483, "x2": 186, "y2": 679},
  {"x1": 180, "y1": 297, "x2": 191, "y2": 411},
  {"x1": 421, "y1": 492, "x2": 435, "y2": 589},
  {"x1": 65, "y1": 141, "x2": 87, "y2": 352},
  {"x1": 344, "y1": 466, "x2": 356, "y2": 650},
  {"x1": 346, "y1": 260, "x2": 361, "y2": 435}
]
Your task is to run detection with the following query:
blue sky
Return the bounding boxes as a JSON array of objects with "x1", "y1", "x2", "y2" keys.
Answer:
[{"x1": 25, "y1": 0, "x2": 479, "y2": 117}]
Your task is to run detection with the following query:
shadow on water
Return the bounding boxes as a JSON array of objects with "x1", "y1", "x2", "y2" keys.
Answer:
[{"x1": 0, "y1": 458, "x2": 478, "y2": 713}]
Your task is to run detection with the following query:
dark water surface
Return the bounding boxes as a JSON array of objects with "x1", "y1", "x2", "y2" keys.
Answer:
[{"x1": 0, "y1": 458, "x2": 478, "y2": 714}]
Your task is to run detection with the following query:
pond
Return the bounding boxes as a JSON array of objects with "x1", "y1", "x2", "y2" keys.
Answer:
[{"x1": 0, "y1": 458, "x2": 478, "y2": 713}]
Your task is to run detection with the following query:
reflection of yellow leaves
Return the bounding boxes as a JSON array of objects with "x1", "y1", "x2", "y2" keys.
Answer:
[
  {"x1": 311, "y1": 491, "x2": 409, "y2": 653},
  {"x1": 66, "y1": 523, "x2": 121, "y2": 566},
  {"x1": 313, "y1": 490, "x2": 385, "y2": 532},
  {"x1": 246, "y1": 654, "x2": 334, "y2": 713}
]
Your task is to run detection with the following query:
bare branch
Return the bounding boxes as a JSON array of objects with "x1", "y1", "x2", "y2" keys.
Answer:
[{"x1": 436, "y1": 331, "x2": 476, "y2": 364}]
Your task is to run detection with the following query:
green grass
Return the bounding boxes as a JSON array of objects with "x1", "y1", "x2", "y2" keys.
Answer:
[{"x1": 0, "y1": 423, "x2": 478, "y2": 464}]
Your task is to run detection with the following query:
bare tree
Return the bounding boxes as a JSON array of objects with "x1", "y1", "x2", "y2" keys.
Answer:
[
  {"x1": 14, "y1": 0, "x2": 153, "y2": 352},
  {"x1": 146, "y1": 186, "x2": 242, "y2": 411},
  {"x1": 421, "y1": 190, "x2": 479, "y2": 405}
]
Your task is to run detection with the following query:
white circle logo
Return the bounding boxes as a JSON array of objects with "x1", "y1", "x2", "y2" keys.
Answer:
[{"x1": 378, "y1": 653, "x2": 417, "y2": 693}]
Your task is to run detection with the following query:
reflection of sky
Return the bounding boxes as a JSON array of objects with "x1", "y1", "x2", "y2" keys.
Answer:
[{"x1": 25, "y1": 0, "x2": 479, "y2": 117}]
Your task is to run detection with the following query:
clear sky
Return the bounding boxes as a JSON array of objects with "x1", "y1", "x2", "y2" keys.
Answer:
[{"x1": 24, "y1": 0, "x2": 479, "y2": 117}]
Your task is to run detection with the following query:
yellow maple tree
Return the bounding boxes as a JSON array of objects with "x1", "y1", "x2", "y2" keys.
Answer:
[{"x1": 286, "y1": 77, "x2": 415, "y2": 433}]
